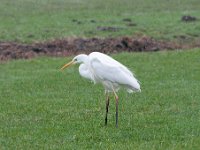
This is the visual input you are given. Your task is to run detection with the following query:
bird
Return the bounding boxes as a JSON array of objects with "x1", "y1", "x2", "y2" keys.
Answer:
[{"x1": 61, "y1": 52, "x2": 141, "y2": 127}]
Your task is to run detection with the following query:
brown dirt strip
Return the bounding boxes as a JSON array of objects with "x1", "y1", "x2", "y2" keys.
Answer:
[{"x1": 0, "y1": 36, "x2": 200, "y2": 61}]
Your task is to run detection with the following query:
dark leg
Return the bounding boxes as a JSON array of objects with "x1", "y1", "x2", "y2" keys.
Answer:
[
  {"x1": 112, "y1": 88, "x2": 119, "y2": 128},
  {"x1": 115, "y1": 95, "x2": 119, "y2": 128},
  {"x1": 105, "y1": 95, "x2": 110, "y2": 126}
]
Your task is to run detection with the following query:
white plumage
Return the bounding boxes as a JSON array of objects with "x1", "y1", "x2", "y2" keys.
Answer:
[
  {"x1": 78, "y1": 64, "x2": 92, "y2": 81},
  {"x1": 61, "y1": 52, "x2": 141, "y2": 127}
]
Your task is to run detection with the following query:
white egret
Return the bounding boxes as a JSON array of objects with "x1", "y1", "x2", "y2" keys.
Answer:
[{"x1": 61, "y1": 52, "x2": 141, "y2": 127}]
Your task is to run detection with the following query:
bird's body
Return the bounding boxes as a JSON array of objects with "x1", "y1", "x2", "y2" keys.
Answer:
[
  {"x1": 61, "y1": 52, "x2": 141, "y2": 127},
  {"x1": 77, "y1": 52, "x2": 140, "y2": 92}
]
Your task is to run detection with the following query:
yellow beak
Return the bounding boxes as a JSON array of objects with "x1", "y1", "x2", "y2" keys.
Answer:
[{"x1": 60, "y1": 60, "x2": 75, "y2": 70}]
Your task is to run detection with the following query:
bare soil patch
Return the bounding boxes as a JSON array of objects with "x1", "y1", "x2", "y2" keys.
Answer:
[
  {"x1": 0, "y1": 36, "x2": 200, "y2": 61},
  {"x1": 181, "y1": 15, "x2": 197, "y2": 22}
]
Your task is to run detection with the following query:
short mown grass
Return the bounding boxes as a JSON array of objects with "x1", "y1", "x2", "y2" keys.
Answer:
[
  {"x1": 0, "y1": 49, "x2": 200, "y2": 149},
  {"x1": 0, "y1": 0, "x2": 200, "y2": 42}
]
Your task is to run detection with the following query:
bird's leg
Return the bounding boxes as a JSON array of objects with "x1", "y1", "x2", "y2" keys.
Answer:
[
  {"x1": 113, "y1": 89, "x2": 119, "y2": 128},
  {"x1": 115, "y1": 95, "x2": 119, "y2": 128},
  {"x1": 105, "y1": 94, "x2": 110, "y2": 126}
]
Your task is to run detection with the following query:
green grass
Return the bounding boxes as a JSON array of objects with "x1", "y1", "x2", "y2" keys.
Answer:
[
  {"x1": 0, "y1": 49, "x2": 200, "y2": 149},
  {"x1": 0, "y1": 0, "x2": 200, "y2": 42}
]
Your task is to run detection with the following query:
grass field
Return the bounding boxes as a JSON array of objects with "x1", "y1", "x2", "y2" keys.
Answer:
[
  {"x1": 0, "y1": 0, "x2": 200, "y2": 42},
  {"x1": 0, "y1": 49, "x2": 200, "y2": 149},
  {"x1": 1, "y1": 0, "x2": 200, "y2": 149}
]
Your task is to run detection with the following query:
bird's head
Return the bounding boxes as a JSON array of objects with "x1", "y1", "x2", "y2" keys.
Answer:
[{"x1": 60, "y1": 54, "x2": 88, "y2": 70}]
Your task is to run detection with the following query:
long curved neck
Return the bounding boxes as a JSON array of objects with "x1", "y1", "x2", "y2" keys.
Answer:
[{"x1": 79, "y1": 64, "x2": 91, "y2": 80}]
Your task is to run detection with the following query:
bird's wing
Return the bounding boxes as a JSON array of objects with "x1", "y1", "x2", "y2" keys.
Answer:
[
  {"x1": 90, "y1": 58, "x2": 140, "y2": 90},
  {"x1": 89, "y1": 52, "x2": 134, "y2": 77}
]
